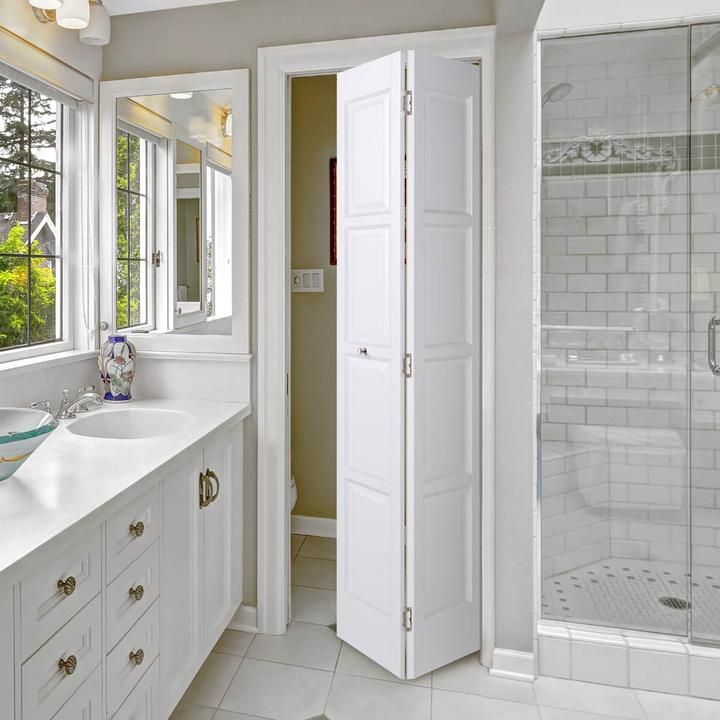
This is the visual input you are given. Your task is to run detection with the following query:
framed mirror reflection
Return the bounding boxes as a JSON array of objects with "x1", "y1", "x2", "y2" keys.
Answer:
[{"x1": 99, "y1": 70, "x2": 249, "y2": 353}]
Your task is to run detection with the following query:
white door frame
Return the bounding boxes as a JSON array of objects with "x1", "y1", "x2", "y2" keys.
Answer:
[{"x1": 257, "y1": 25, "x2": 496, "y2": 667}]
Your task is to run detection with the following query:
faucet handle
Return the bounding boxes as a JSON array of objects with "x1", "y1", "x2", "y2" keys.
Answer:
[
  {"x1": 77, "y1": 385, "x2": 96, "y2": 397},
  {"x1": 31, "y1": 400, "x2": 51, "y2": 414}
]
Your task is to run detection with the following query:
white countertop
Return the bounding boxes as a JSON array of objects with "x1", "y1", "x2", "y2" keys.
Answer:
[{"x1": 0, "y1": 399, "x2": 250, "y2": 579}]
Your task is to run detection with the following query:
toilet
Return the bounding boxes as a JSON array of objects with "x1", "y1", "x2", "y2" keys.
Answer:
[{"x1": 289, "y1": 473, "x2": 297, "y2": 512}]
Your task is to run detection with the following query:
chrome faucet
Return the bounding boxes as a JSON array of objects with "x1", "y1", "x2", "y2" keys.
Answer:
[{"x1": 32, "y1": 385, "x2": 104, "y2": 421}]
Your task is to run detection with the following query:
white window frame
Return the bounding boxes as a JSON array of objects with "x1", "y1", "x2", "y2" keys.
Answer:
[
  {"x1": 114, "y1": 120, "x2": 160, "y2": 334},
  {"x1": 0, "y1": 64, "x2": 89, "y2": 365}
]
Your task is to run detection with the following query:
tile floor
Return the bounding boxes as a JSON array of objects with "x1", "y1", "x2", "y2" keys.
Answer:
[{"x1": 171, "y1": 535, "x2": 720, "y2": 720}]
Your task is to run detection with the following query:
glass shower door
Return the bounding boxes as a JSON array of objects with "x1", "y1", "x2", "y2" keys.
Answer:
[{"x1": 690, "y1": 22, "x2": 720, "y2": 646}]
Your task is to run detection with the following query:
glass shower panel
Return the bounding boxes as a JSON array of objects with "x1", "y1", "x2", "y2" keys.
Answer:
[
  {"x1": 690, "y1": 22, "x2": 720, "y2": 646},
  {"x1": 540, "y1": 28, "x2": 691, "y2": 635}
]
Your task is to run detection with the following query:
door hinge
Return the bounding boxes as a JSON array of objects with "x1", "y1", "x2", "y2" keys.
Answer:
[
  {"x1": 151, "y1": 250, "x2": 161, "y2": 268},
  {"x1": 403, "y1": 353, "x2": 413, "y2": 378},
  {"x1": 402, "y1": 607, "x2": 413, "y2": 631},
  {"x1": 403, "y1": 90, "x2": 413, "y2": 115}
]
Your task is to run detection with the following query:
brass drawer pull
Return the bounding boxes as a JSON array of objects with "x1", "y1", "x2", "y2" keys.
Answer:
[
  {"x1": 57, "y1": 576, "x2": 76, "y2": 596},
  {"x1": 199, "y1": 470, "x2": 220, "y2": 508},
  {"x1": 129, "y1": 521, "x2": 145, "y2": 538},
  {"x1": 128, "y1": 584, "x2": 144, "y2": 602},
  {"x1": 58, "y1": 655, "x2": 77, "y2": 675},
  {"x1": 206, "y1": 469, "x2": 220, "y2": 504},
  {"x1": 129, "y1": 648, "x2": 144, "y2": 666}
]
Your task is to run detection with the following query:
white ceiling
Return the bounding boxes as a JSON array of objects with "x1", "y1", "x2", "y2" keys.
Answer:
[{"x1": 104, "y1": 0, "x2": 234, "y2": 16}]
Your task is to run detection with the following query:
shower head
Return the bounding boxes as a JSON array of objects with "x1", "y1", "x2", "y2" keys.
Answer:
[{"x1": 541, "y1": 82, "x2": 573, "y2": 107}]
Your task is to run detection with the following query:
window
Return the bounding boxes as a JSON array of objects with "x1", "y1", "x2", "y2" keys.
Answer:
[
  {"x1": 206, "y1": 164, "x2": 232, "y2": 319},
  {"x1": 115, "y1": 126, "x2": 154, "y2": 330},
  {"x1": 0, "y1": 75, "x2": 64, "y2": 353}
]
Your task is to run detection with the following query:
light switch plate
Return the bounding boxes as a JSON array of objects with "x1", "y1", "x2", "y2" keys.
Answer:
[{"x1": 291, "y1": 269, "x2": 324, "y2": 293}]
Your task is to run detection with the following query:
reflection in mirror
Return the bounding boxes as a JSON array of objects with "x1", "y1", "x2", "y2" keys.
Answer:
[{"x1": 113, "y1": 88, "x2": 232, "y2": 336}]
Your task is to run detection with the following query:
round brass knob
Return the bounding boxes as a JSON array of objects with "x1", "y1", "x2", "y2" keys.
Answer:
[
  {"x1": 58, "y1": 655, "x2": 77, "y2": 676},
  {"x1": 57, "y1": 576, "x2": 76, "y2": 596},
  {"x1": 129, "y1": 521, "x2": 145, "y2": 538},
  {"x1": 128, "y1": 585, "x2": 144, "y2": 602},
  {"x1": 129, "y1": 649, "x2": 144, "y2": 666}
]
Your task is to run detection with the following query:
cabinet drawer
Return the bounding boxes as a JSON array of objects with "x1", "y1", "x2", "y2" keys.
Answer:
[
  {"x1": 111, "y1": 659, "x2": 159, "y2": 720},
  {"x1": 20, "y1": 527, "x2": 102, "y2": 660},
  {"x1": 107, "y1": 600, "x2": 160, "y2": 715},
  {"x1": 107, "y1": 543, "x2": 160, "y2": 650},
  {"x1": 106, "y1": 485, "x2": 161, "y2": 582},
  {"x1": 52, "y1": 666, "x2": 102, "y2": 720},
  {"x1": 22, "y1": 595, "x2": 102, "y2": 720}
]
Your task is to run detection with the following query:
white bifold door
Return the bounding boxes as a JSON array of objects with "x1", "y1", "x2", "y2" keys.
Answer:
[{"x1": 337, "y1": 50, "x2": 480, "y2": 680}]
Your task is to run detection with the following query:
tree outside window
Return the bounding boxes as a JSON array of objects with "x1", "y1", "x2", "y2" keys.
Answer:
[{"x1": 0, "y1": 76, "x2": 62, "y2": 352}]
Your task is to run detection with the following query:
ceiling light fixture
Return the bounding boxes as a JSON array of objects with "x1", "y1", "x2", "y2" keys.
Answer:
[
  {"x1": 79, "y1": 0, "x2": 110, "y2": 45},
  {"x1": 170, "y1": 91, "x2": 194, "y2": 100},
  {"x1": 29, "y1": 0, "x2": 63, "y2": 10},
  {"x1": 56, "y1": 0, "x2": 89, "y2": 29}
]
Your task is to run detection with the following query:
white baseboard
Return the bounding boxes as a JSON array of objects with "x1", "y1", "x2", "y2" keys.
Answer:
[
  {"x1": 291, "y1": 514, "x2": 337, "y2": 538},
  {"x1": 227, "y1": 604, "x2": 258, "y2": 633},
  {"x1": 489, "y1": 648, "x2": 535, "y2": 682}
]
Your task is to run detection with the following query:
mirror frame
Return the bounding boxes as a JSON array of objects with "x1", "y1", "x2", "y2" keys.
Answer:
[{"x1": 98, "y1": 69, "x2": 249, "y2": 354}]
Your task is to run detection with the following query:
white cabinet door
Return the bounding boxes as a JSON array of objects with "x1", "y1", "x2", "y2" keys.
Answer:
[
  {"x1": 160, "y1": 452, "x2": 202, "y2": 716},
  {"x1": 405, "y1": 50, "x2": 481, "y2": 678},
  {"x1": 201, "y1": 429, "x2": 235, "y2": 652},
  {"x1": 337, "y1": 50, "x2": 481, "y2": 679},
  {"x1": 336, "y1": 50, "x2": 407, "y2": 679},
  {"x1": 0, "y1": 582, "x2": 13, "y2": 720}
]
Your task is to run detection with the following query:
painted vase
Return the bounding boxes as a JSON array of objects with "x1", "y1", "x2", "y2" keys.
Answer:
[{"x1": 99, "y1": 335, "x2": 136, "y2": 402}]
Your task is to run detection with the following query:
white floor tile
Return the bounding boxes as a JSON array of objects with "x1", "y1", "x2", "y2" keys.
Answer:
[
  {"x1": 292, "y1": 557, "x2": 336, "y2": 590},
  {"x1": 220, "y1": 658, "x2": 332, "y2": 720},
  {"x1": 291, "y1": 586, "x2": 336, "y2": 625},
  {"x1": 335, "y1": 643, "x2": 430, "y2": 687},
  {"x1": 247, "y1": 621, "x2": 341, "y2": 671},
  {"x1": 533, "y1": 677, "x2": 645, "y2": 719},
  {"x1": 169, "y1": 703, "x2": 215, "y2": 720},
  {"x1": 431, "y1": 689, "x2": 540, "y2": 720},
  {"x1": 325, "y1": 673, "x2": 430, "y2": 720},
  {"x1": 213, "y1": 630, "x2": 255, "y2": 658},
  {"x1": 291, "y1": 534, "x2": 306, "y2": 557},
  {"x1": 298, "y1": 536, "x2": 336, "y2": 561},
  {"x1": 432, "y1": 652, "x2": 536, "y2": 704},
  {"x1": 214, "y1": 711, "x2": 269, "y2": 720},
  {"x1": 636, "y1": 690, "x2": 720, "y2": 720},
  {"x1": 181, "y1": 653, "x2": 242, "y2": 708},
  {"x1": 539, "y1": 708, "x2": 638, "y2": 720}
]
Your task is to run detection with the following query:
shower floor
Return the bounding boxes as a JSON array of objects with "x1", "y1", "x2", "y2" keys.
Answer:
[{"x1": 542, "y1": 557, "x2": 720, "y2": 639}]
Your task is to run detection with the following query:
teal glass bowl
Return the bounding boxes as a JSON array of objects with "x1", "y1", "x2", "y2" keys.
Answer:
[{"x1": 0, "y1": 408, "x2": 58, "y2": 481}]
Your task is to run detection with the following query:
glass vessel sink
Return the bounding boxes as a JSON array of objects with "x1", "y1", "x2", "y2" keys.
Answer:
[
  {"x1": 68, "y1": 408, "x2": 193, "y2": 439},
  {"x1": 0, "y1": 408, "x2": 58, "y2": 481}
]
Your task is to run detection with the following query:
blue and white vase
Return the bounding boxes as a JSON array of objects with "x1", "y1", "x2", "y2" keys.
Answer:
[{"x1": 99, "y1": 335, "x2": 136, "y2": 403}]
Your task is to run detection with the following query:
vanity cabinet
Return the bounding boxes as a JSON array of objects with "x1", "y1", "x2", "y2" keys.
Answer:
[{"x1": 2, "y1": 412, "x2": 246, "y2": 720}]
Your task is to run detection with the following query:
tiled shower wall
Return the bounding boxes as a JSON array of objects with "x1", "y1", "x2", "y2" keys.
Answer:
[{"x1": 541, "y1": 26, "x2": 720, "y2": 595}]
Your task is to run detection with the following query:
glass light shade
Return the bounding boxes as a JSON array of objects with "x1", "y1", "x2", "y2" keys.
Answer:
[
  {"x1": 170, "y1": 92, "x2": 194, "y2": 100},
  {"x1": 56, "y1": 0, "x2": 89, "y2": 29},
  {"x1": 223, "y1": 111, "x2": 233, "y2": 137},
  {"x1": 79, "y1": 1, "x2": 110, "y2": 45},
  {"x1": 29, "y1": 0, "x2": 63, "y2": 9}
]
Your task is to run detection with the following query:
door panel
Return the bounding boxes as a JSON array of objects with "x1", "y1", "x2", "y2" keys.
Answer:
[
  {"x1": 405, "y1": 50, "x2": 481, "y2": 678},
  {"x1": 337, "y1": 50, "x2": 406, "y2": 678}
]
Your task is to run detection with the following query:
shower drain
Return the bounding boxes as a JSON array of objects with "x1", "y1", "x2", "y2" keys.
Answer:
[{"x1": 659, "y1": 596, "x2": 689, "y2": 610}]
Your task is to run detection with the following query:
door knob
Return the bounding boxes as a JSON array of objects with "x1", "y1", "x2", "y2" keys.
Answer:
[
  {"x1": 128, "y1": 584, "x2": 144, "y2": 602},
  {"x1": 129, "y1": 648, "x2": 144, "y2": 666},
  {"x1": 57, "y1": 576, "x2": 76, "y2": 596},
  {"x1": 357, "y1": 347, "x2": 368, "y2": 356},
  {"x1": 58, "y1": 655, "x2": 77, "y2": 675},
  {"x1": 129, "y1": 521, "x2": 145, "y2": 538}
]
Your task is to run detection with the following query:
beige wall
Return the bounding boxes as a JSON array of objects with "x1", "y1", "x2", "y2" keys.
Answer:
[
  {"x1": 103, "y1": 0, "x2": 495, "y2": 607},
  {"x1": 290, "y1": 75, "x2": 337, "y2": 520}
]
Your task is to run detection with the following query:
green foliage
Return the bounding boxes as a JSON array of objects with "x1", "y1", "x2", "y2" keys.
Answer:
[{"x1": 0, "y1": 224, "x2": 56, "y2": 349}]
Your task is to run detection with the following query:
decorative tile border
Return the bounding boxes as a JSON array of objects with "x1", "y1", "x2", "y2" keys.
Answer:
[{"x1": 541, "y1": 133, "x2": 720, "y2": 176}]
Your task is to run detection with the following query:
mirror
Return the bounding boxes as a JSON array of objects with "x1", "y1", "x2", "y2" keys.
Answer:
[{"x1": 99, "y1": 71, "x2": 249, "y2": 353}]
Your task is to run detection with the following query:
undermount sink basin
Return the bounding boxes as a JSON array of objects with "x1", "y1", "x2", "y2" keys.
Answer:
[
  {"x1": 0, "y1": 408, "x2": 58, "y2": 480},
  {"x1": 67, "y1": 408, "x2": 193, "y2": 439}
]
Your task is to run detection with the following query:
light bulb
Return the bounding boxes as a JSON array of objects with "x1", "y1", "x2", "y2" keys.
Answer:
[
  {"x1": 170, "y1": 92, "x2": 194, "y2": 100},
  {"x1": 79, "y1": 0, "x2": 110, "y2": 45},
  {"x1": 56, "y1": 0, "x2": 89, "y2": 29},
  {"x1": 29, "y1": 0, "x2": 63, "y2": 9}
]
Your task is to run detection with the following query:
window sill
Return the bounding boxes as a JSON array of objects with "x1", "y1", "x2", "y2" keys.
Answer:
[{"x1": 0, "y1": 349, "x2": 98, "y2": 379}]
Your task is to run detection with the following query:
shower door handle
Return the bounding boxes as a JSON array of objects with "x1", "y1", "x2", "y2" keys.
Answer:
[{"x1": 708, "y1": 315, "x2": 720, "y2": 376}]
